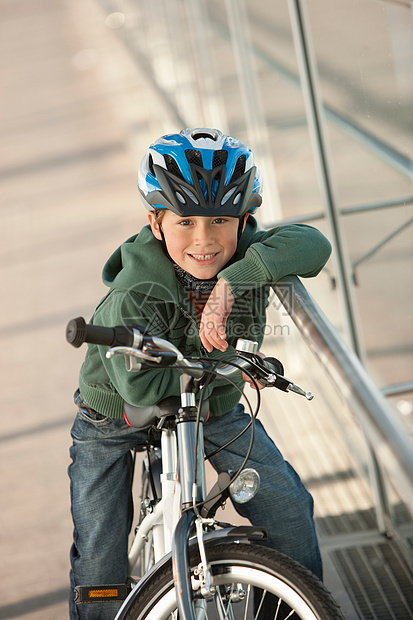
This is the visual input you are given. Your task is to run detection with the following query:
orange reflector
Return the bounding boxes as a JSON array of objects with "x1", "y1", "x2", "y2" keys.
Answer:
[{"x1": 89, "y1": 588, "x2": 118, "y2": 598}]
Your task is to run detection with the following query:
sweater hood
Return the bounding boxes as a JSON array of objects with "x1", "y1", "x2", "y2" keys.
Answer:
[{"x1": 102, "y1": 217, "x2": 259, "y2": 302}]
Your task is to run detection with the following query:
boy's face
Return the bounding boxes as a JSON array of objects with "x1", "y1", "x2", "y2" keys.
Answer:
[{"x1": 148, "y1": 210, "x2": 247, "y2": 280}]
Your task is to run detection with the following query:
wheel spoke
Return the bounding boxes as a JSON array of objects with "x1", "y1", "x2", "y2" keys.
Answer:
[
  {"x1": 243, "y1": 585, "x2": 251, "y2": 620},
  {"x1": 214, "y1": 585, "x2": 235, "y2": 619},
  {"x1": 274, "y1": 597, "x2": 282, "y2": 619},
  {"x1": 254, "y1": 589, "x2": 267, "y2": 619}
]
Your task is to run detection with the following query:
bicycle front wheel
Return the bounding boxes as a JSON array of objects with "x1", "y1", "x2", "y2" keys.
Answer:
[{"x1": 121, "y1": 542, "x2": 344, "y2": 619}]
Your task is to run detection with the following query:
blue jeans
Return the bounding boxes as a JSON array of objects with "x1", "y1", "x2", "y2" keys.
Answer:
[{"x1": 68, "y1": 391, "x2": 322, "y2": 619}]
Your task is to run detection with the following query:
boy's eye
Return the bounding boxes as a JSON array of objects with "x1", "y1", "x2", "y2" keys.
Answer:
[{"x1": 177, "y1": 217, "x2": 228, "y2": 226}]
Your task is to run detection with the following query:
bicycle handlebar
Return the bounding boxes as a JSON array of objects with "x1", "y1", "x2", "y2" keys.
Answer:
[
  {"x1": 66, "y1": 317, "x2": 313, "y2": 399},
  {"x1": 66, "y1": 317, "x2": 143, "y2": 349}
]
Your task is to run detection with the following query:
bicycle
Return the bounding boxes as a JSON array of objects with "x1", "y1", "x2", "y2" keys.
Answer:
[{"x1": 66, "y1": 317, "x2": 345, "y2": 620}]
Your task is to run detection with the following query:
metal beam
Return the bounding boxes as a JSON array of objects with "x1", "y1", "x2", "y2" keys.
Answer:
[{"x1": 274, "y1": 275, "x2": 413, "y2": 516}]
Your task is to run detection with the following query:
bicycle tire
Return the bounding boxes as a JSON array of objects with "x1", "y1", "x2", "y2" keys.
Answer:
[{"x1": 120, "y1": 542, "x2": 344, "y2": 619}]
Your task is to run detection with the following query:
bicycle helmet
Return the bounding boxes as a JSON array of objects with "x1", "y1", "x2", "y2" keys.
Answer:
[{"x1": 138, "y1": 128, "x2": 263, "y2": 217}]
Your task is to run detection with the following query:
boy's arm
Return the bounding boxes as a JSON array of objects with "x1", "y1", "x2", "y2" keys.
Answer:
[
  {"x1": 199, "y1": 224, "x2": 331, "y2": 352},
  {"x1": 218, "y1": 223, "x2": 331, "y2": 298},
  {"x1": 199, "y1": 278, "x2": 234, "y2": 352},
  {"x1": 91, "y1": 291, "x2": 202, "y2": 407}
]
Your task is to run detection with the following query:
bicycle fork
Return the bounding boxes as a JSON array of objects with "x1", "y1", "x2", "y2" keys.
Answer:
[{"x1": 172, "y1": 374, "x2": 211, "y2": 620}]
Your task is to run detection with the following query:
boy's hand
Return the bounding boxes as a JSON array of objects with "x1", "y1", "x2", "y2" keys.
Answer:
[
  {"x1": 199, "y1": 278, "x2": 234, "y2": 353},
  {"x1": 242, "y1": 351, "x2": 267, "y2": 390}
]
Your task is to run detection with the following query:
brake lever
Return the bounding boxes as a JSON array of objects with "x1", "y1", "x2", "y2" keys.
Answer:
[
  {"x1": 286, "y1": 382, "x2": 314, "y2": 400},
  {"x1": 106, "y1": 346, "x2": 162, "y2": 363},
  {"x1": 240, "y1": 353, "x2": 314, "y2": 400},
  {"x1": 262, "y1": 370, "x2": 314, "y2": 400}
]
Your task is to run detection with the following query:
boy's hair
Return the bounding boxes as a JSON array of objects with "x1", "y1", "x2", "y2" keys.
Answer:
[
  {"x1": 152, "y1": 208, "x2": 245, "y2": 224},
  {"x1": 153, "y1": 209, "x2": 165, "y2": 225}
]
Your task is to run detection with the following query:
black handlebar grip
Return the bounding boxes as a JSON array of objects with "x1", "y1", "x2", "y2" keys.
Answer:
[
  {"x1": 66, "y1": 317, "x2": 135, "y2": 348},
  {"x1": 261, "y1": 356, "x2": 290, "y2": 391},
  {"x1": 262, "y1": 356, "x2": 284, "y2": 376},
  {"x1": 66, "y1": 317, "x2": 88, "y2": 348},
  {"x1": 254, "y1": 356, "x2": 287, "y2": 389}
]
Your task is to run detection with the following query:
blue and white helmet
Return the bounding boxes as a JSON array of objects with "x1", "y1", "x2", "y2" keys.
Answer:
[{"x1": 138, "y1": 128, "x2": 263, "y2": 217}]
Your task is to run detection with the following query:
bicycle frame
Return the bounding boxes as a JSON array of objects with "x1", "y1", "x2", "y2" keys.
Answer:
[
  {"x1": 112, "y1": 350, "x2": 307, "y2": 619},
  {"x1": 118, "y1": 379, "x2": 265, "y2": 620},
  {"x1": 127, "y1": 405, "x2": 206, "y2": 575},
  {"x1": 127, "y1": 427, "x2": 178, "y2": 573}
]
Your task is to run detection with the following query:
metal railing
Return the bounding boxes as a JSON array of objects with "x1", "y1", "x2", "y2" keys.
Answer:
[{"x1": 274, "y1": 275, "x2": 413, "y2": 523}]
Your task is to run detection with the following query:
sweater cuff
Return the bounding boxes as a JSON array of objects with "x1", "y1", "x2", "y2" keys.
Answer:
[{"x1": 219, "y1": 249, "x2": 272, "y2": 298}]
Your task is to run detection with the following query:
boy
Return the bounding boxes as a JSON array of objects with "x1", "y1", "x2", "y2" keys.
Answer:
[{"x1": 69, "y1": 128, "x2": 331, "y2": 619}]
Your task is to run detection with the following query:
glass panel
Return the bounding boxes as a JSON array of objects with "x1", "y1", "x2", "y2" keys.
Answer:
[{"x1": 303, "y1": 0, "x2": 413, "y2": 395}]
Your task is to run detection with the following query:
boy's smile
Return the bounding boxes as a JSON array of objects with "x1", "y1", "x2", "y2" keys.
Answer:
[
  {"x1": 188, "y1": 252, "x2": 219, "y2": 265},
  {"x1": 148, "y1": 210, "x2": 247, "y2": 280}
]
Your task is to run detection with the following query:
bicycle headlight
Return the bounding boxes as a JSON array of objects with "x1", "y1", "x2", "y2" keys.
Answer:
[{"x1": 229, "y1": 468, "x2": 260, "y2": 504}]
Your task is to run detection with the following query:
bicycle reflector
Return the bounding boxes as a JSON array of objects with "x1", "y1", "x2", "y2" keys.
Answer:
[
  {"x1": 229, "y1": 468, "x2": 260, "y2": 504},
  {"x1": 74, "y1": 584, "x2": 132, "y2": 604}
]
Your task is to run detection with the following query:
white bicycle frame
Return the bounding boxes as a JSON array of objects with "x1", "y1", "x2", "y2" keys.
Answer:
[
  {"x1": 127, "y1": 414, "x2": 207, "y2": 579},
  {"x1": 127, "y1": 428, "x2": 179, "y2": 574}
]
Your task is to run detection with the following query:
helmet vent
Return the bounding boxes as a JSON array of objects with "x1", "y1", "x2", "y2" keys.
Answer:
[
  {"x1": 231, "y1": 154, "x2": 246, "y2": 182},
  {"x1": 164, "y1": 154, "x2": 183, "y2": 178},
  {"x1": 212, "y1": 150, "x2": 228, "y2": 168},
  {"x1": 185, "y1": 149, "x2": 203, "y2": 167},
  {"x1": 191, "y1": 129, "x2": 218, "y2": 141},
  {"x1": 148, "y1": 154, "x2": 155, "y2": 176}
]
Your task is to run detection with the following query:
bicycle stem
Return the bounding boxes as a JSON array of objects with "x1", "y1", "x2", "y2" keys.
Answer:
[{"x1": 176, "y1": 419, "x2": 206, "y2": 506}]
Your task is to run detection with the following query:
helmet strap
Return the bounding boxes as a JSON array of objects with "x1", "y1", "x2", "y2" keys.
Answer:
[
  {"x1": 237, "y1": 218, "x2": 244, "y2": 242},
  {"x1": 157, "y1": 222, "x2": 174, "y2": 261}
]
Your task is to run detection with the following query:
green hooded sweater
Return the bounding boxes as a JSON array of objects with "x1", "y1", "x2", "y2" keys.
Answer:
[{"x1": 78, "y1": 217, "x2": 331, "y2": 419}]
